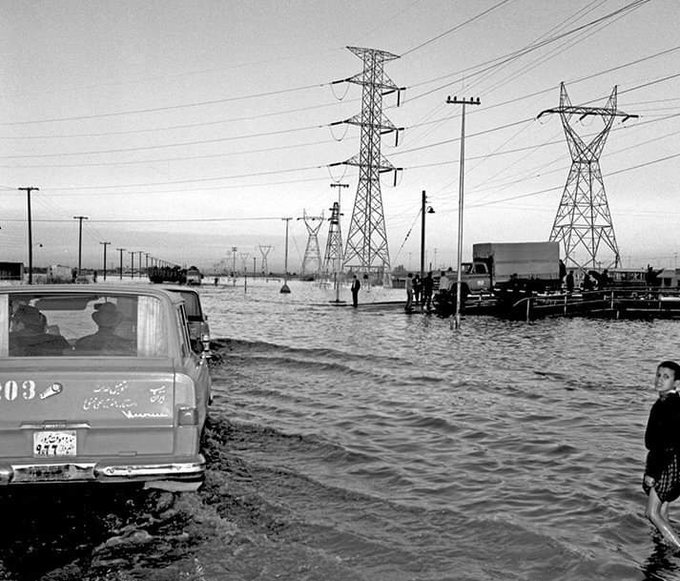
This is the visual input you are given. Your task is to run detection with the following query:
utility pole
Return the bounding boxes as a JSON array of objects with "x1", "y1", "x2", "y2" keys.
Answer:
[
  {"x1": 137, "y1": 251, "x2": 144, "y2": 278},
  {"x1": 18, "y1": 187, "x2": 39, "y2": 284},
  {"x1": 280, "y1": 217, "x2": 292, "y2": 294},
  {"x1": 117, "y1": 248, "x2": 125, "y2": 279},
  {"x1": 128, "y1": 251, "x2": 135, "y2": 279},
  {"x1": 100, "y1": 241, "x2": 110, "y2": 281},
  {"x1": 73, "y1": 215, "x2": 89, "y2": 276},
  {"x1": 231, "y1": 246, "x2": 237, "y2": 285},
  {"x1": 446, "y1": 95, "x2": 481, "y2": 330}
]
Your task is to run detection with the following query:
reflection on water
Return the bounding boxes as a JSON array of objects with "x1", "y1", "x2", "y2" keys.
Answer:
[{"x1": 199, "y1": 279, "x2": 680, "y2": 580}]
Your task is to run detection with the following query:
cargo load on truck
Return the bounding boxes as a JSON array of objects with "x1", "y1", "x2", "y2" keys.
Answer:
[{"x1": 473, "y1": 241, "x2": 561, "y2": 284}]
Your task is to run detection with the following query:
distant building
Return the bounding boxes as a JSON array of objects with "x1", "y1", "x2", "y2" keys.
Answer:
[
  {"x1": 47, "y1": 264, "x2": 73, "y2": 283},
  {"x1": 0, "y1": 262, "x2": 24, "y2": 281}
]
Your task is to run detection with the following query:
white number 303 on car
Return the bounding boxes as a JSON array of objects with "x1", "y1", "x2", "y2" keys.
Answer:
[{"x1": 0, "y1": 285, "x2": 211, "y2": 491}]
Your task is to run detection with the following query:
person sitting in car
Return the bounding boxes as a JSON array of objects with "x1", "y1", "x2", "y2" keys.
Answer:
[
  {"x1": 9, "y1": 305, "x2": 71, "y2": 356},
  {"x1": 75, "y1": 302, "x2": 134, "y2": 355}
]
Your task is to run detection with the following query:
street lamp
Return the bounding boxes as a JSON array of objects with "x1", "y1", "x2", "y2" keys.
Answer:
[{"x1": 420, "y1": 190, "x2": 435, "y2": 283}]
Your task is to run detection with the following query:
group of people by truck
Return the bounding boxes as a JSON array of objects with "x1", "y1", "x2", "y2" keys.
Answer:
[
  {"x1": 404, "y1": 272, "x2": 435, "y2": 312},
  {"x1": 403, "y1": 270, "x2": 471, "y2": 316}
]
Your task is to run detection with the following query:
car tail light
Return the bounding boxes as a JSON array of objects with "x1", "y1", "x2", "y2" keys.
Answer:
[{"x1": 177, "y1": 407, "x2": 198, "y2": 425}]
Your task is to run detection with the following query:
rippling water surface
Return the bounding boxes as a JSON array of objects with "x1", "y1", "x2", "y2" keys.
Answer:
[{"x1": 200, "y1": 279, "x2": 680, "y2": 581}]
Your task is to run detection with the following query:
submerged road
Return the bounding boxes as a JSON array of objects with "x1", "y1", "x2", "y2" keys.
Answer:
[{"x1": 0, "y1": 413, "x2": 333, "y2": 581}]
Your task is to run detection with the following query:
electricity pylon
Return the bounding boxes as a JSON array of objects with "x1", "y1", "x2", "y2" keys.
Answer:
[
  {"x1": 323, "y1": 201, "x2": 343, "y2": 274},
  {"x1": 329, "y1": 46, "x2": 404, "y2": 280},
  {"x1": 258, "y1": 245, "x2": 272, "y2": 275},
  {"x1": 538, "y1": 82, "x2": 637, "y2": 270},
  {"x1": 298, "y1": 210, "x2": 324, "y2": 276},
  {"x1": 324, "y1": 183, "x2": 348, "y2": 274}
]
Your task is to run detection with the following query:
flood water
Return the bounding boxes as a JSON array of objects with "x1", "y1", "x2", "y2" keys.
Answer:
[
  {"x1": 198, "y1": 279, "x2": 680, "y2": 581},
  {"x1": 1, "y1": 278, "x2": 678, "y2": 580}
]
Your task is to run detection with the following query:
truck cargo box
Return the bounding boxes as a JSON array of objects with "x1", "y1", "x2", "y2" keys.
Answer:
[{"x1": 472, "y1": 242, "x2": 560, "y2": 282}]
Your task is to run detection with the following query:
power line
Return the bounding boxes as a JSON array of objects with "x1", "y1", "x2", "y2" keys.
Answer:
[
  {"x1": 0, "y1": 137, "x2": 345, "y2": 169},
  {"x1": 401, "y1": 0, "x2": 515, "y2": 57},
  {"x1": 0, "y1": 123, "x2": 327, "y2": 160},
  {"x1": 405, "y1": 0, "x2": 652, "y2": 103},
  {"x1": 0, "y1": 82, "x2": 331, "y2": 127}
]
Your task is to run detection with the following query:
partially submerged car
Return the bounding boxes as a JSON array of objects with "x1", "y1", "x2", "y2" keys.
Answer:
[
  {"x1": 0, "y1": 285, "x2": 211, "y2": 490},
  {"x1": 162, "y1": 286, "x2": 211, "y2": 355}
]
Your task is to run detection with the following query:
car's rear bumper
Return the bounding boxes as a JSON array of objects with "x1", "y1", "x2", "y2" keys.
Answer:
[{"x1": 0, "y1": 455, "x2": 205, "y2": 486}]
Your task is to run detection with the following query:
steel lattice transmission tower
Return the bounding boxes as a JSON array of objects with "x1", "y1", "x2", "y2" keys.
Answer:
[
  {"x1": 538, "y1": 82, "x2": 637, "y2": 270},
  {"x1": 323, "y1": 183, "x2": 348, "y2": 275},
  {"x1": 330, "y1": 46, "x2": 403, "y2": 280},
  {"x1": 298, "y1": 210, "x2": 324, "y2": 276},
  {"x1": 258, "y1": 245, "x2": 272, "y2": 275},
  {"x1": 323, "y1": 201, "x2": 343, "y2": 274}
]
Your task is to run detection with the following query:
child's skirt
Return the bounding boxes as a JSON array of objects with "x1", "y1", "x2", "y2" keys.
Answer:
[{"x1": 652, "y1": 451, "x2": 680, "y2": 503}]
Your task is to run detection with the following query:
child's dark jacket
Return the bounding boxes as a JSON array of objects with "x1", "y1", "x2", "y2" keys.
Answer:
[{"x1": 645, "y1": 392, "x2": 680, "y2": 479}]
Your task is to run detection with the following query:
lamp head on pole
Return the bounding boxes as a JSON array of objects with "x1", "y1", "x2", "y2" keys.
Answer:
[{"x1": 426, "y1": 206, "x2": 435, "y2": 214}]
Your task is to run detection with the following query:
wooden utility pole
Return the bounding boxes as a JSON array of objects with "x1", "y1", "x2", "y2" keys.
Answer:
[
  {"x1": 117, "y1": 248, "x2": 125, "y2": 279},
  {"x1": 73, "y1": 215, "x2": 88, "y2": 275},
  {"x1": 100, "y1": 241, "x2": 110, "y2": 280},
  {"x1": 18, "y1": 187, "x2": 39, "y2": 284}
]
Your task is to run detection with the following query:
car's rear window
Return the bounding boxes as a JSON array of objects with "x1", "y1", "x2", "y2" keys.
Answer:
[{"x1": 0, "y1": 293, "x2": 168, "y2": 358}]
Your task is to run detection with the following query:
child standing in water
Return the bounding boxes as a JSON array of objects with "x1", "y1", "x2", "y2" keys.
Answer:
[{"x1": 644, "y1": 360, "x2": 680, "y2": 548}]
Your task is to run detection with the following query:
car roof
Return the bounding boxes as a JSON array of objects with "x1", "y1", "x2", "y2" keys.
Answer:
[{"x1": 0, "y1": 284, "x2": 185, "y2": 306}]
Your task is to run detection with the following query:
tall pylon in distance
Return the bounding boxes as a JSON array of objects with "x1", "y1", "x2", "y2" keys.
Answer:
[
  {"x1": 258, "y1": 245, "x2": 272, "y2": 275},
  {"x1": 324, "y1": 201, "x2": 343, "y2": 274},
  {"x1": 298, "y1": 210, "x2": 324, "y2": 276},
  {"x1": 538, "y1": 82, "x2": 637, "y2": 270},
  {"x1": 324, "y1": 183, "x2": 348, "y2": 274},
  {"x1": 330, "y1": 46, "x2": 403, "y2": 280}
]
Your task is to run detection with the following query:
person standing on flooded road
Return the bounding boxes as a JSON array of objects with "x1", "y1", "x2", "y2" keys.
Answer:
[
  {"x1": 422, "y1": 271, "x2": 434, "y2": 311},
  {"x1": 643, "y1": 360, "x2": 680, "y2": 549},
  {"x1": 413, "y1": 274, "x2": 422, "y2": 306},
  {"x1": 405, "y1": 273, "x2": 414, "y2": 311},
  {"x1": 350, "y1": 275, "x2": 361, "y2": 308}
]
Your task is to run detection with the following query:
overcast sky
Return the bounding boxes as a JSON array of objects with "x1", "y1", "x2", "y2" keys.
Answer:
[{"x1": 1, "y1": 0, "x2": 678, "y2": 273}]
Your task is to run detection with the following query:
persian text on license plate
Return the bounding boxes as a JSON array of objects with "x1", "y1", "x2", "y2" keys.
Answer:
[{"x1": 33, "y1": 431, "x2": 77, "y2": 457}]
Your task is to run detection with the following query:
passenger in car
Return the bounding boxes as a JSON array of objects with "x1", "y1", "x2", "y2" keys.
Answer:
[
  {"x1": 75, "y1": 302, "x2": 135, "y2": 355},
  {"x1": 9, "y1": 305, "x2": 72, "y2": 356}
]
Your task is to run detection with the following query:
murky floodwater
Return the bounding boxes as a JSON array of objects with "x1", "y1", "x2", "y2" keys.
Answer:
[{"x1": 1, "y1": 279, "x2": 678, "y2": 580}]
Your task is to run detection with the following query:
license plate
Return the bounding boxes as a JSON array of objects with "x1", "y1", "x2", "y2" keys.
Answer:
[{"x1": 33, "y1": 431, "x2": 77, "y2": 457}]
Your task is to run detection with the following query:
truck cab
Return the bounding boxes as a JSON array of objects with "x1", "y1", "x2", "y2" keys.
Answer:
[{"x1": 445, "y1": 262, "x2": 492, "y2": 294}]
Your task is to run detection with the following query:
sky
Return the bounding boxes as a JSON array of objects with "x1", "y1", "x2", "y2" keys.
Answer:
[{"x1": 1, "y1": 0, "x2": 679, "y2": 274}]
